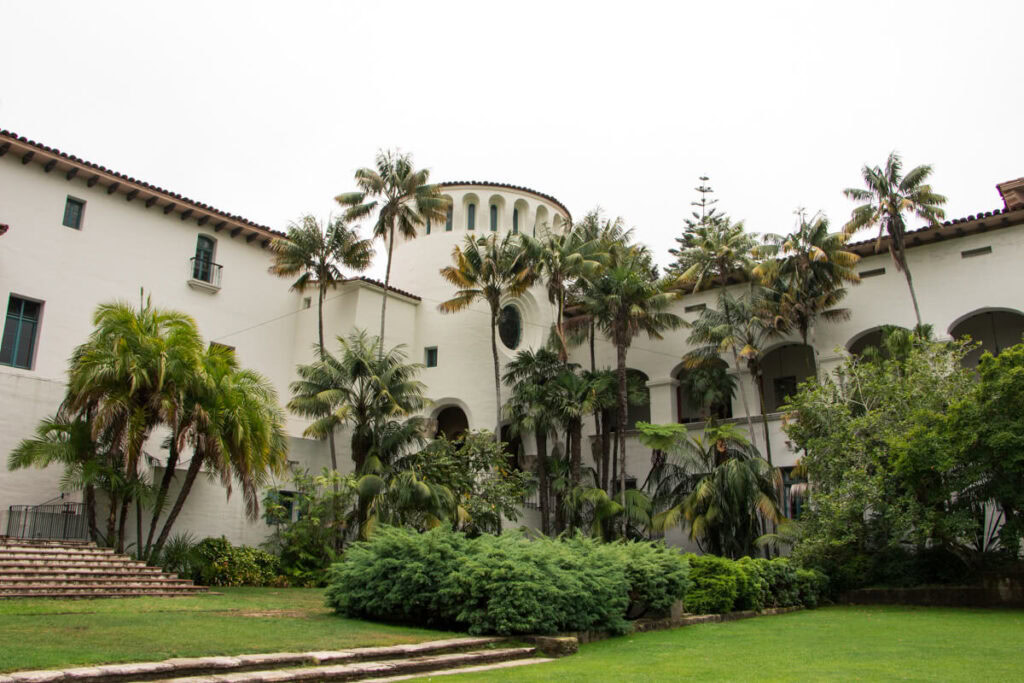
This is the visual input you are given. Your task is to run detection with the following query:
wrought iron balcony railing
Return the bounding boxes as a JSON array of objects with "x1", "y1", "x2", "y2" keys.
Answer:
[{"x1": 188, "y1": 257, "x2": 223, "y2": 291}]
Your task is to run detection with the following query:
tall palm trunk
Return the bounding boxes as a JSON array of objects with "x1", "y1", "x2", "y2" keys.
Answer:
[
  {"x1": 718, "y1": 280, "x2": 759, "y2": 452},
  {"x1": 379, "y1": 225, "x2": 395, "y2": 357},
  {"x1": 616, "y1": 337, "x2": 629, "y2": 536},
  {"x1": 536, "y1": 429, "x2": 550, "y2": 535},
  {"x1": 105, "y1": 490, "x2": 118, "y2": 548},
  {"x1": 116, "y1": 491, "x2": 131, "y2": 553},
  {"x1": 84, "y1": 484, "x2": 99, "y2": 544},
  {"x1": 569, "y1": 418, "x2": 582, "y2": 485},
  {"x1": 589, "y1": 321, "x2": 608, "y2": 492},
  {"x1": 490, "y1": 308, "x2": 502, "y2": 445},
  {"x1": 317, "y1": 285, "x2": 339, "y2": 474},
  {"x1": 145, "y1": 438, "x2": 179, "y2": 559},
  {"x1": 754, "y1": 369, "x2": 774, "y2": 466},
  {"x1": 151, "y1": 451, "x2": 205, "y2": 559},
  {"x1": 900, "y1": 261, "x2": 924, "y2": 329}
]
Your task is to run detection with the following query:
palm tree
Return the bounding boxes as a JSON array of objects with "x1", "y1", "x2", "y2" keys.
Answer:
[
  {"x1": 8, "y1": 415, "x2": 109, "y2": 543},
  {"x1": 757, "y1": 212, "x2": 861, "y2": 349},
  {"x1": 269, "y1": 215, "x2": 374, "y2": 472},
  {"x1": 64, "y1": 298, "x2": 204, "y2": 551},
  {"x1": 672, "y1": 216, "x2": 761, "y2": 446},
  {"x1": 503, "y1": 348, "x2": 562, "y2": 534},
  {"x1": 842, "y1": 152, "x2": 947, "y2": 327},
  {"x1": 439, "y1": 233, "x2": 535, "y2": 443},
  {"x1": 583, "y1": 244, "x2": 683, "y2": 511},
  {"x1": 336, "y1": 150, "x2": 449, "y2": 351},
  {"x1": 638, "y1": 420, "x2": 781, "y2": 558},
  {"x1": 288, "y1": 330, "x2": 427, "y2": 474},
  {"x1": 520, "y1": 228, "x2": 603, "y2": 360},
  {"x1": 548, "y1": 366, "x2": 602, "y2": 485},
  {"x1": 150, "y1": 345, "x2": 288, "y2": 558},
  {"x1": 687, "y1": 289, "x2": 787, "y2": 464}
]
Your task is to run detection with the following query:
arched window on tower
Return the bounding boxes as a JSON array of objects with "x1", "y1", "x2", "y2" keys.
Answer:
[
  {"x1": 467, "y1": 203, "x2": 476, "y2": 230},
  {"x1": 445, "y1": 205, "x2": 453, "y2": 231},
  {"x1": 490, "y1": 204, "x2": 498, "y2": 231},
  {"x1": 513, "y1": 208, "x2": 519, "y2": 234}
]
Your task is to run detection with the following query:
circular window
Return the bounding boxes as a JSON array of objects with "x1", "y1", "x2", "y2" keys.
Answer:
[{"x1": 498, "y1": 305, "x2": 522, "y2": 350}]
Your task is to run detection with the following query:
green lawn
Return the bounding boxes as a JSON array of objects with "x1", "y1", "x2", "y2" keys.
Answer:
[
  {"x1": 0, "y1": 588, "x2": 451, "y2": 673},
  {"x1": 424, "y1": 606, "x2": 1024, "y2": 682}
]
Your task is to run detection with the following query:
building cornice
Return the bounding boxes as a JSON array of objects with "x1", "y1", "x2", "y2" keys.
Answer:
[
  {"x1": 438, "y1": 180, "x2": 572, "y2": 222},
  {"x1": 845, "y1": 205, "x2": 1024, "y2": 257},
  {"x1": 0, "y1": 129, "x2": 284, "y2": 248}
]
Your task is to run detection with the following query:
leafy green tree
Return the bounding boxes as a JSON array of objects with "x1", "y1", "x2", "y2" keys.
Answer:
[
  {"x1": 667, "y1": 176, "x2": 726, "y2": 276},
  {"x1": 842, "y1": 152, "x2": 947, "y2": 327},
  {"x1": 439, "y1": 233, "x2": 535, "y2": 442},
  {"x1": 783, "y1": 328, "x2": 976, "y2": 589},
  {"x1": 638, "y1": 420, "x2": 781, "y2": 558},
  {"x1": 582, "y1": 244, "x2": 683, "y2": 511},
  {"x1": 757, "y1": 211, "x2": 861, "y2": 348},
  {"x1": 336, "y1": 150, "x2": 449, "y2": 350}
]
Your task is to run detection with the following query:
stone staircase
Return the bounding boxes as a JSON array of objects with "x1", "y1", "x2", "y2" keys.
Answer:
[
  {"x1": 0, "y1": 637, "x2": 553, "y2": 682},
  {"x1": 0, "y1": 537, "x2": 207, "y2": 599}
]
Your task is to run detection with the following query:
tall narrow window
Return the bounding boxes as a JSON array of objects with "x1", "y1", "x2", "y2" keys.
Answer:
[
  {"x1": 445, "y1": 206, "x2": 453, "y2": 231},
  {"x1": 425, "y1": 346, "x2": 438, "y2": 368},
  {"x1": 0, "y1": 296, "x2": 42, "y2": 369},
  {"x1": 63, "y1": 196, "x2": 85, "y2": 230},
  {"x1": 513, "y1": 208, "x2": 519, "y2": 234},
  {"x1": 467, "y1": 203, "x2": 476, "y2": 230},
  {"x1": 490, "y1": 205, "x2": 498, "y2": 231},
  {"x1": 193, "y1": 235, "x2": 216, "y2": 283},
  {"x1": 425, "y1": 218, "x2": 431, "y2": 235}
]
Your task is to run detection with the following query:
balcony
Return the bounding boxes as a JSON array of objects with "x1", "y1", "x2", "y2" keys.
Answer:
[{"x1": 187, "y1": 257, "x2": 222, "y2": 293}]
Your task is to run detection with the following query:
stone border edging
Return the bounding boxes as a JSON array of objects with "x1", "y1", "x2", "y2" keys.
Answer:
[{"x1": 566, "y1": 606, "x2": 804, "y2": 645}]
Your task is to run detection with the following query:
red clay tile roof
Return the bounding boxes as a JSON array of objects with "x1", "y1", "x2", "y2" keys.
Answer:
[
  {"x1": 0, "y1": 128, "x2": 284, "y2": 242},
  {"x1": 344, "y1": 276, "x2": 421, "y2": 301},
  {"x1": 846, "y1": 205, "x2": 1024, "y2": 256},
  {"x1": 439, "y1": 181, "x2": 571, "y2": 221}
]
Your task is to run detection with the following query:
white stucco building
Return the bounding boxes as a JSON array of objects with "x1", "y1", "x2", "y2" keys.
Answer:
[{"x1": 2, "y1": 127, "x2": 1023, "y2": 547}]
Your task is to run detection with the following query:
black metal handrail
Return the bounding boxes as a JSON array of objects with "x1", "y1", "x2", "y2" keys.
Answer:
[
  {"x1": 189, "y1": 257, "x2": 223, "y2": 287},
  {"x1": 5, "y1": 502, "x2": 87, "y2": 540}
]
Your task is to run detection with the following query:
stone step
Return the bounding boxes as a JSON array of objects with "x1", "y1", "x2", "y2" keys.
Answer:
[
  {"x1": 0, "y1": 542, "x2": 111, "y2": 552},
  {"x1": 362, "y1": 657, "x2": 555, "y2": 681},
  {"x1": 0, "y1": 551, "x2": 123, "y2": 562},
  {"x1": 0, "y1": 583, "x2": 206, "y2": 593},
  {"x1": 0, "y1": 638, "x2": 525, "y2": 681},
  {"x1": 0, "y1": 576, "x2": 194, "y2": 586},
  {"x1": 0, "y1": 566, "x2": 171, "y2": 577},
  {"x1": 0, "y1": 557, "x2": 154, "y2": 568},
  {"x1": 0, "y1": 589, "x2": 206, "y2": 599},
  {"x1": 0, "y1": 537, "x2": 94, "y2": 547}
]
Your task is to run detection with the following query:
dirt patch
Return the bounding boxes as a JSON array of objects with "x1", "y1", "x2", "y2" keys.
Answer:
[{"x1": 234, "y1": 610, "x2": 312, "y2": 618}]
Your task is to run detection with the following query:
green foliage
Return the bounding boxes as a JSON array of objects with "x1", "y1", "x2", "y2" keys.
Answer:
[
  {"x1": 263, "y1": 469, "x2": 359, "y2": 586},
  {"x1": 734, "y1": 557, "x2": 770, "y2": 611},
  {"x1": 684, "y1": 554, "x2": 741, "y2": 614},
  {"x1": 326, "y1": 527, "x2": 691, "y2": 636},
  {"x1": 155, "y1": 532, "x2": 197, "y2": 578},
  {"x1": 759, "y1": 557, "x2": 800, "y2": 607},
  {"x1": 783, "y1": 329, "x2": 979, "y2": 589},
  {"x1": 795, "y1": 568, "x2": 829, "y2": 608},
  {"x1": 191, "y1": 537, "x2": 280, "y2": 587}
]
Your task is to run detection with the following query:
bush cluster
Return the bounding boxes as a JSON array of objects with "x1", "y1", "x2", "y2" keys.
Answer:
[
  {"x1": 325, "y1": 526, "x2": 691, "y2": 635},
  {"x1": 685, "y1": 554, "x2": 827, "y2": 614},
  {"x1": 190, "y1": 537, "x2": 281, "y2": 587}
]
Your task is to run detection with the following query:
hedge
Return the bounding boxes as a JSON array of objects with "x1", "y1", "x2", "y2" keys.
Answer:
[
  {"x1": 325, "y1": 526, "x2": 690, "y2": 635},
  {"x1": 190, "y1": 537, "x2": 280, "y2": 587},
  {"x1": 685, "y1": 555, "x2": 829, "y2": 614}
]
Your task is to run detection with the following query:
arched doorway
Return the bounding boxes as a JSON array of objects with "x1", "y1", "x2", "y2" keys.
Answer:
[
  {"x1": 760, "y1": 344, "x2": 815, "y2": 413},
  {"x1": 435, "y1": 405, "x2": 469, "y2": 440},
  {"x1": 950, "y1": 310, "x2": 1024, "y2": 367}
]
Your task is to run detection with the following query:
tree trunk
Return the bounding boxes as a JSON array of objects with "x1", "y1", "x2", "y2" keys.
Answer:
[
  {"x1": 601, "y1": 415, "x2": 611, "y2": 493},
  {"x1": 491, "y1": 308, "x2": 502, "y2": 445},
  {"x1": 616, "y1": 339, "x2": 629, "y2": 537},
  {"x1": 135, "y1": 497, "x2": 143, "y2": 560},
  {"x1": 105, "y1": 491, "x2": 118, "y2": 549},
  {"x1": 755, "y1": 369, "x2": 774, "y2": 466},
  {"x1": 116, "y1": 492, "x2": 130, "y2": 554},
  {"x1": 84, "y1": 484, "x2": 99, "y2": 544},
  {"x1": 151, "y1": 452, "x2": 205, "y2": 559},
  {"x1": 611, "y1": 415, "x2": 619, "y2": 497},
  {"x1": 590, "y1": 321, "x2": 606, "y2": 492},
  {"x1": 318, "y1": 285, "x2": 339, "y2": 476},
  {"x1": 379, "y1": 226, "x2": 395, "y2": 357},
  {"x1": 537, "y1": 429, "x2": 550, "y2": 536},
  {"x1": 145, "y1": 438, "x2": 179, "y2": 559},
  {"x1": 570, "y1": 418, "x2": 582, "y2": 485},
  {"x1": 902, "y1": 262, "x2": 924, "y2": 329}
]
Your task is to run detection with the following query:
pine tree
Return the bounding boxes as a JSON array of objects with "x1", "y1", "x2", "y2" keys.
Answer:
[{"x1": 667, "y1": 176, "x2": 726, "y2": 276}]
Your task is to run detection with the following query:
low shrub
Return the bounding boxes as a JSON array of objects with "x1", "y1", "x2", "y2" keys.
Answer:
[
  {"x1": 191, "y1": 537, "x2": 280, "y2": 587},
  {"x1": 762, "y1": 558, "x2": 800, "y2": 607},
  {"x1": 795, "y1": 568, "x2": 829, "y2": 608},
  {"x1": 684, "y1": 554, "x2": 742, "y2": 614},
  {"x1": 735, "y1": 557, "x2": 770, "y2": 611},
  {"x1": 326, "y1": 527, "x2": 691, "y2": 635}
]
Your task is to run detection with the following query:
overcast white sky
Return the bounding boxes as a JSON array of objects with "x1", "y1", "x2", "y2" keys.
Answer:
[{"x1": 2, "y1": 1, "x2": 1021, "y2": 279}]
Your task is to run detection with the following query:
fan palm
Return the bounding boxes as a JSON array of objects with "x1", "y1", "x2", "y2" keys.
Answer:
[
  {"x1": 439, "y1": 233, "x2": 535, "y2": 442},
  {"x1": 288, "y1": 330, "x2": 427, "y2": 474},
  {"x1": 336, "y1": 150, "x2": 449, "y2": 351},
  {"x1": 269, "y1": 214, "x2": 374, "y2": 472},
  {"x1": 842, "y1": 152, "x2": 947, "y2": 327},
  {"x1": 757, "y1": 212, "x2": 860, "y2": 348},
  {"x1": 638, "y1": 420, "x2": 781, "y2": 558},
  {"x1": 582, "y1": 244, "x2": 683, "y2": 511}
]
